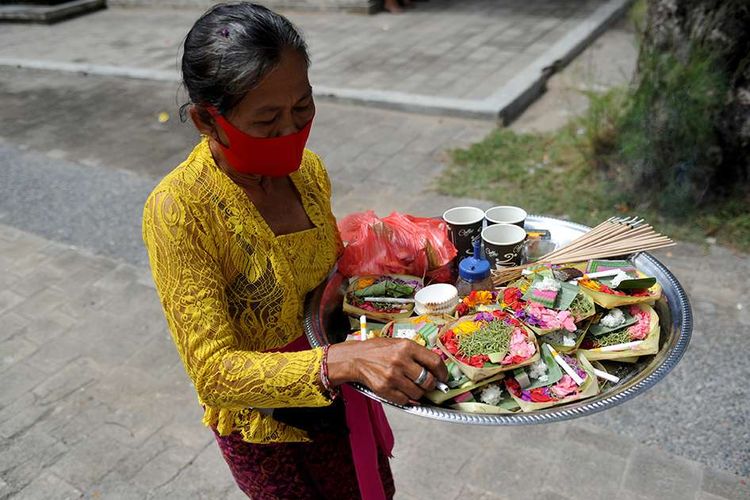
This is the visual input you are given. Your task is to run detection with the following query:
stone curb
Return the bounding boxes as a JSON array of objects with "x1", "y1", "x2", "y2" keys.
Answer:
[
  {"x1": 0, "y1": 0, "x2": 632, "y2": 121},
  {"x1": 0, "y1": 57, "x2": 178, "y2": 82},
  {"x1": 108, "y1": 0, "x2": 379, "y2": 15},
  {"x1": 489, "y1": 0, "x2": 634, "y2": 124},
  {"x1": 0, "y1": 0, "x2": 106, "y2": 24}
]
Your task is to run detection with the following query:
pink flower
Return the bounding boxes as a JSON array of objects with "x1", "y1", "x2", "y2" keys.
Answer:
[
  {"x1": 557, "y1": 311, "x2": 577, "y2": 332},
  {"x1": 502, "y1": 328, "x2": 536, "y2": 365},
  {"x1": 628, "y1": 306, "x2": 651, "y2": 340},
  {"x1": 550, "y1": 375, "x2": 579, "y2": 398},
  {"x1": 526, "y1": 304, "x2": 576, "y2": 332}
]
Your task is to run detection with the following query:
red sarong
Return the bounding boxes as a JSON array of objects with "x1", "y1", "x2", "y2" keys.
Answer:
[{"x1": 214, "y1": 335, "x2": 395, "y2": 499}]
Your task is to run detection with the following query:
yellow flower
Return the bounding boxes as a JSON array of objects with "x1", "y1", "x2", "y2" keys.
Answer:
[
  {"x1": 410, "y1": 315, "x2": 433, "y2": 324},
  {"x1": 474, "y1": 290, "x2": 493, "y2": 304},
  {"x1": 454, "y1": 321, "x2": 481, "y2": 336}
]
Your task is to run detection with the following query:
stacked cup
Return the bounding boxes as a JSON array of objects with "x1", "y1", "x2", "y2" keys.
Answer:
[
  {"x1": 414, "y1": 284, "x2": 459, "y2": 316},
  {"x1": 482, "y1": 206, "x2": 528, "y2": 269},
  {"x1": 443, "y1": 205, "x2": 530, "y2": 271}
]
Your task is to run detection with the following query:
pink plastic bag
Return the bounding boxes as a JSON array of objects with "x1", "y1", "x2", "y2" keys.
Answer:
[{"x1": 337, "y1": 211, "x2": 457, "y2": 282}]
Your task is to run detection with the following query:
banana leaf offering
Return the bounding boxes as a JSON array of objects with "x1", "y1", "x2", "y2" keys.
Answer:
[
  {"x1": 380, "y1": 314, "x2": 454, "y2": 347},
  {"x1": 451, "y1": 377, "x2": 521, "y2": 414},
  {"x1": 343, "y1": 274, "x2": 423, "y2": 323},
  {"x1": 501, "y1": 266, "x2": 595, "y2": 336},
  {"x1": 578, "y1": 303, "x2": 660, "y2": 361},
  {"x1": 505, "y1": 347, "x2": 599, "y2": 412},
  {"x1": 577, "y1": 259, "x2": 662, "y2": 308},
  {"x1": 437, "y1": 311, "x2": 540, "y2": 382}
]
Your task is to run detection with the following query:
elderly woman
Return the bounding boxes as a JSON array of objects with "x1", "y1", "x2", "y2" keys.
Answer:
[{"x1": 142, "y1": 3, "x2": 446, "y2": 499}]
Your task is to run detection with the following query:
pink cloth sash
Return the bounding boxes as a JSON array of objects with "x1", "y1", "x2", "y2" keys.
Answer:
[{"x1": 268, "y1": 335, "x2": 394, "y2": 500}]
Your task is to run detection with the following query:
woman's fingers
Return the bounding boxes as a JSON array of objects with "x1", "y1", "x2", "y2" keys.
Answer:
[
  {"x1": 410, "y1": 343, "x2": 449, "y2": 382},
  {"x1": 406, "y1": 364, "x2": 436, "y2": 391},
  {"x1": 338, "y1": 337, "x2": 450, "y2": 405},
  {"x1": 380, "y1": 387, "x2": 413, "y2": 406},
  {"x1": 391, "y1": 370, "x2": 425, "y2": 400}
]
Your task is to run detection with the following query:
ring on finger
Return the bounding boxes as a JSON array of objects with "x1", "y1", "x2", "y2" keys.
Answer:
[{"x1": 413, "y1": 367, "x2": 429, "y2": 386}]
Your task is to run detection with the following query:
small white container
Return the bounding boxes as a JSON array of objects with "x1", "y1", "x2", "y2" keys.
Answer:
[{"x1": 414, "y1": 284, "x2": 459, "y2": 315}]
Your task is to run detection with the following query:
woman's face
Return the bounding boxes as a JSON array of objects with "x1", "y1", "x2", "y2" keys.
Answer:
[{"x1": 220, "y1": 48, "x2": 315, "y2": 139}]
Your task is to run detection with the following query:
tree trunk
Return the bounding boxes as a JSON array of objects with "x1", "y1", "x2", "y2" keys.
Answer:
[{"x1": 633, "y1": 0, "x2": 749, "y2": 205}]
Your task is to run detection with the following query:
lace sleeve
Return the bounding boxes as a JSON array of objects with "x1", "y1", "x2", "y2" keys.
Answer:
[
  {"x1": 142, "y1": 190, "x2": 332, "y2": 410},
  {"x1": 308, "y1": 152, "x2": 344, "y2": 257}
]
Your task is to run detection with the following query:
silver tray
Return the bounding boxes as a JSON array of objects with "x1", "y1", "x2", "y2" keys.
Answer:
[{"x1": 303, "y1": 215, "x2": 692, "y2": 425}]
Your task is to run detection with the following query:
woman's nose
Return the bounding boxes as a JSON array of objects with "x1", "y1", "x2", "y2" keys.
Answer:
[{"x1": 276, "y1": 112, "x2": 299, "y2": 137}]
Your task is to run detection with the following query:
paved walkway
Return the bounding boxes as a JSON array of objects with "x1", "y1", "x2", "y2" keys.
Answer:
[
  {"x1": 0, "y1": 67, "x2": 492, "y2": 269},
  {"x1": 1, "y1": 223, "x2": 748, "y2": 499},
  {"x1": 1, "y1": 4, "x2": 749, "y2": 500},
  {"x1": 0, "y1": 0, "x2": 597, "y2": 96},
  {"x1": 0, "y1": 0, "x2": 625, "y2": 117}
]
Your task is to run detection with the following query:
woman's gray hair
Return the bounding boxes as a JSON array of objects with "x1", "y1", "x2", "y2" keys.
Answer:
[{"x1": 180, "y1": 2, "x2": 309, "y2": 121}]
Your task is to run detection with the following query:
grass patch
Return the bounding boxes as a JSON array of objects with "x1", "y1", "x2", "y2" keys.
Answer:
[
  {"x1": 437, "y1": 89, "x2": 750, "y2": 252},
  {"x1": 438, "y1": 0, "x2": 749, "y2": 253}
]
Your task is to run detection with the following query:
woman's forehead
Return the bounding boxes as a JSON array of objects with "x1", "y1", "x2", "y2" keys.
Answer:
[{"x1": 235, "y1": 50, "x2": 311, "y2": 115}]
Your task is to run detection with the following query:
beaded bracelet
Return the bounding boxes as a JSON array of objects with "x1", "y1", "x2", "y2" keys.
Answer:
[{"x1": 320, "y1": 345, "x2": 338, "y2": 399}]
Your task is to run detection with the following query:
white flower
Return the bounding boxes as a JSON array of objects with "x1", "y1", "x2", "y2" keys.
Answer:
[
  {"x1": 394, "y1": 328, "x2": 418, "y2": 340},
  {"x1": 533, "y1": 277, "x2": 561, "y2": 292},
  {"x1": 529, "y1": 359, "x2": 549, "y2": 382},
  {"x1": 562, "y1": 333, "x2": 576, "y2": 346},
  {"x1": 600, "y1": 308, "x2": 626, "y2": 328},
  {"x1": 479, "y1": 384, "x2": 503, "y2": 406},
  {"x1": 610, "y1": 270, "x2": 631, "y2": 288}
]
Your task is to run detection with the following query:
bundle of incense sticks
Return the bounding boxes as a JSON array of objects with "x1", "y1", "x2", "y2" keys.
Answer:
[{"x1": 492, "y1": 217, "x2": 675, "y2": 286}]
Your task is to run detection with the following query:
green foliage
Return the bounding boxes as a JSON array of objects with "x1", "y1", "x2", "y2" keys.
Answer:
[
  {"x1": 439, "y1": 13, "x2": 747, "y2": 251},
  {"x1": 627, "y1": 0, "x2": 648, "y2": 35},
  {"x1": 615, "y1": 46, "x2": 727, "y2": 216},
  {"x1": 576, "y1": 88, "x2": 628, "y2": 164},
  {"x1": 438, "y1": 77, "x2": 750, "y2": 251}
]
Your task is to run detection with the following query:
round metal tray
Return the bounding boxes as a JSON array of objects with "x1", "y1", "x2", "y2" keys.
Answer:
[{"x1": 303, "y1": 215, "x2": 692, "y2": 425}]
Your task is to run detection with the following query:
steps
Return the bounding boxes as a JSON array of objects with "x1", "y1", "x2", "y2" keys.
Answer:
[{"x1": 0, "y1": 0, "x2": 105, "y2": 23}]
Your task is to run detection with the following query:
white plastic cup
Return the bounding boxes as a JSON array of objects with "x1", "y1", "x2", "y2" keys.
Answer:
[{"x1": 484, "y1": 206, "x2": 527, "y2": 228}]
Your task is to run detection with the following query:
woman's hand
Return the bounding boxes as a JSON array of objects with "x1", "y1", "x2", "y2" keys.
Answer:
[{"x1": 326, "y1": 338, "x2": 448, "y2": 405}]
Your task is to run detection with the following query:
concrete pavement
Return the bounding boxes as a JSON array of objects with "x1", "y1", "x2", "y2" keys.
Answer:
[
  {"x1": 0, "y1": 0, "x2": 627, "y2": 118},
  {"x1": 1, "y1": 2, "x2": 749, "y2": 499},
  {"x1": 1, "y1": 222, "x2": 748, "y2": 499},
  {"x1": 0, "y1": 68, "x2": 492, "y2": 268}
]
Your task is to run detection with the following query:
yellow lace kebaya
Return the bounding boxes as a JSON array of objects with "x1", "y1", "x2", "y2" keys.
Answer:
[{"x1": 142, "y1": 138, "x2": 343, "y2": 443}]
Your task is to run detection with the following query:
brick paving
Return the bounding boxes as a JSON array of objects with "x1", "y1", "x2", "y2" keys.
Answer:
[
  {"x1": 1, "y1": 2, "x2": 749, "y2": 499},
  {"x1": 0, "y1": 0, "x2": 606, "y2": 101},
  {"x1": 1, "y1": 224, "x2": 749, "y2": 499}
]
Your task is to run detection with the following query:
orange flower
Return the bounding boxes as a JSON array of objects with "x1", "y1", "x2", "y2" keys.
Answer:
[
  {"x1": 578, "y1": 278, "x2": 602, "y2": 291},
  {"x1": 355, "y1": 277, "x2": 376, "y2": 289},
  {"x1": 464, "y1": 290, "x2": 494, "y2": 308}
]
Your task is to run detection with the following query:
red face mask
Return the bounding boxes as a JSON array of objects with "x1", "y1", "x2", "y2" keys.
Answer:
[{"x1": 207, "y1": 107, "x2": 313, "y2": 177}]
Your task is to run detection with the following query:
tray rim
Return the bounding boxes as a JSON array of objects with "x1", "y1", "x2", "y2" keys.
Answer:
[{"x1": 303, "y1": 214, "x2": 693, "y2": 425}]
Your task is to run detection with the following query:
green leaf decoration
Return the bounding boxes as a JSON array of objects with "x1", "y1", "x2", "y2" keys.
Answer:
[
  {"x1": 496, "y1": 398, "x2": 521, "y2": 411},
  {"x1": 613, "y1": 277, "x2": 657, "y2": 290},
  {"x1": 353, "y1": 280, "x2": 414, "y2": 298},
  {"x1": 555, "y1": 281, "x2": 580, "y2": 310},
  {"x1": 586, "y1": 260, "x2": 637, "y2": 274},
  {"x1": 418, "y1": 323, "x2": 439, "y2": 345}
]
